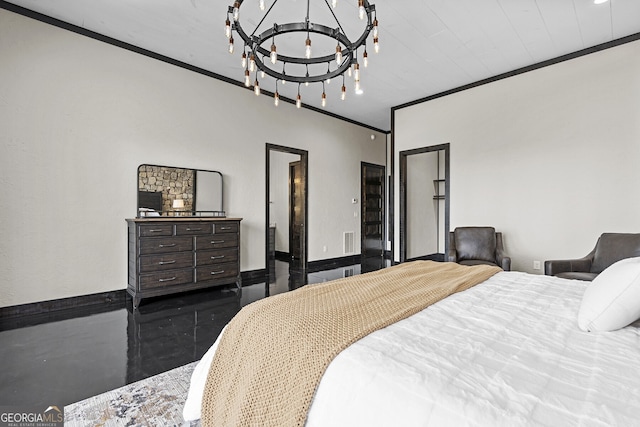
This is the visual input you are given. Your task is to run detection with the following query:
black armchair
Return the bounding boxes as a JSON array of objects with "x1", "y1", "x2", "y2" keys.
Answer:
[
  {"x1": 448, "y1": 227, "x2": 511, "y2": 271},
  {"x1": 544, "y1": 233, "x2": 640, "y2": 281}
]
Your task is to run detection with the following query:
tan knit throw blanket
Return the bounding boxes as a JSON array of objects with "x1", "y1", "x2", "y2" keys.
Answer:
[{"x1": 201, "y1": 261, "x2": 501, "y2": 427}]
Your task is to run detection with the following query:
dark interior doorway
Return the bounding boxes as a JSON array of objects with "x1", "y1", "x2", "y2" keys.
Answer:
[
  {"x1": 289, "y1": 160, "x2": 304, "y2": 269},
  {"x1": 361, "y1": 162, "x2": 386, "y2": 273},
  {"x1": 266, "y1": 144, "x2": 308, "y2": 282}
]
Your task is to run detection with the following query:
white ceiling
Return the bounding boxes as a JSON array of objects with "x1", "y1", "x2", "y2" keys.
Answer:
[{"x1": 5, "y1": 0, "x2": 640, "y2": 131}]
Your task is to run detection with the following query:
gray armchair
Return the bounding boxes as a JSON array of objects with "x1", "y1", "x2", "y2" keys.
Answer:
[
  {"x1": 448, "y1": 227, "x2": 511, "y2": 271},
  {"x1": 544, "y1": 233, "x2": 640, "y2": 281}
]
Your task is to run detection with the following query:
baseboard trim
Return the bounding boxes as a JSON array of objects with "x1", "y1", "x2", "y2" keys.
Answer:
[
  {"x1": 307, "y1": 255, "x2": 361, "y2": 272},
  {"x1": 0, "y1": 290, "x2": 126, "y2": 320},
  {"x1": 1, "y1": 258, "x2": 362, "y2": 327},
  {"x1": 0, "y1": 290, "x2": 127, "y2": 330},
  {"x1": 241, "y1": 269, "x2": 267, "y2": 286},
  {"x1": 274, "y1": 251, "x2": 290, "y2": 262}
]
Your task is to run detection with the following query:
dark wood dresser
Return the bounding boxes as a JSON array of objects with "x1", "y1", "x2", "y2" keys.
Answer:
[{"x1": 126, "y1": 217, "x2": 242, "y2": 309}]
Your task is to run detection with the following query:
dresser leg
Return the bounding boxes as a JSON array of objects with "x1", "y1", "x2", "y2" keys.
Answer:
[{"x1": 133, "y1": 297, "x2": 141, "y2": 310}]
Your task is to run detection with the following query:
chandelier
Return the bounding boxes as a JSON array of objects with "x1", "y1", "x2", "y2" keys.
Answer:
[{"x1": 224, "y1": 0, "x2": 379, "y2": 108}]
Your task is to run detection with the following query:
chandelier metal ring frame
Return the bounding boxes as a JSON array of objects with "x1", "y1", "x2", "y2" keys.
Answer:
[{"x1": 225, "y1": 0, "x2": 378, "y2": 106}]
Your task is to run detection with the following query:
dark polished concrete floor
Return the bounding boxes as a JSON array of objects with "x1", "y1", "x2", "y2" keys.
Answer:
[{"x1": 0, "y1": 261, "x2": 364, "y2": 408}]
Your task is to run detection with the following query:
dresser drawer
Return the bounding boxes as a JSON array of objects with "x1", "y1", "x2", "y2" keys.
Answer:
[
  {"x1": 139, "y1": 236, "x2": 193, "y2": 255},
  {"x1": 139, "y1": 224, "x2": 173, "y2": 237},
  {"x1": 139, "y1": 252, "x2": 194, "y2": 273},
  {"x1": 196, "y1": 263, "x2": 238, "y2": 282},
  {"x1": 176, "y1": 223, "x2": 213, "y2": 236},
  {"x1": 196, "y1": 234, "x2": 238, "y2": 250},
  {"x1": 196, "y1": 249, "x2": 238, "y2": 266},
  {"x1": 139, "y1": 268, "x2": 193, "y2": 290},
  {"x1": 214, "y1": 222, "x2": 239, "y2": 234}
]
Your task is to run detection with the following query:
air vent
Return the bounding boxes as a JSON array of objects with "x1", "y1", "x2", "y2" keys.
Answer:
[
  {"x1": 343, "y1": 231, "x2": 355, "y2": 254},
  {"x1": 343, "y1": 268, "x2": 355, "y2": 278}
]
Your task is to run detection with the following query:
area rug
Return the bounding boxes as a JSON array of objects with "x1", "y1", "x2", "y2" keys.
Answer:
[{"x1": 64, "y1": 362, "x2": 200, "y2": 427}]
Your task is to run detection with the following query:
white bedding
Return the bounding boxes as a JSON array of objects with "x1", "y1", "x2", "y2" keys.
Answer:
[{"x1": 183, "y1": 271, "x2": 640, "y2": 426}]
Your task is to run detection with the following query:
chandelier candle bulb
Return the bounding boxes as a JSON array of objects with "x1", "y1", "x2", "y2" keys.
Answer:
[
  {"x1": 305, "y1": 38, "x2": 312, "y2": 59},
  {"x1": 259, "y1": 0, "x2": 265, "y2": 11},
  {"x1": 228, "y1": 36, "x2": 234, "y2": 53},
  {"x1": 358, "y1": 0, "x2": 365, "y2": 19},
  {"x1": 341, "y1": 84, "x2": 346, "y2": 100},
  {"x1": 233, "y1": 1, "x2": 240, "y2": 21},
  {"x1": 363, "y1": 50, "x2": 368, "y2": 67},
  {"x1": 373, "y1": 18, "x2": 378, "y2": 38},
  {"x1": 274, "y1": 91, "x2": 279, "y2": 106},
  {"x1": 225, "y1": 19, "x2": 231, "y2": 38},
  {"x1": 270, "y1": 44, "x2": 277, "y2": 64},
  {"x1": 241, "y1": 52, "x2": 247, "y2": 67},
  {"x1": 244, "y1": 69, "x2": 250, "y2": 86},
  {"x1": 332, "y1": 0, "x2": 337, "y2": 7},
  {"x1": 296, "y1": 94, "x2": 302, "y2": 108},
  {"x1": 254, "y1": 80, "x2": 260, "y2": 96},
  {"x1": 322, "y1": 92, "x2": 327, "y2": 107},
  {"x1": 249, "y1": 54, "x2": 256, "y2": 72},
  {"x1": 336, "y1": 45, "x2": 343, "y2": 65},
  {"x1": 374, "y1": 36, "x2": 379, "y2": 53}
]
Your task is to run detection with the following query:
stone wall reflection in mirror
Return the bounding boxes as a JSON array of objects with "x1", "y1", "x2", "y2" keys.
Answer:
[{"x1": 137, "y1": 164, "x2": 224, "y2": 217}]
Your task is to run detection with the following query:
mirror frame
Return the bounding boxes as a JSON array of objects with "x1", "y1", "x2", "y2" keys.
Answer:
[{"x1": 136, "y1": 164, "x2": 224, "y2": 218}]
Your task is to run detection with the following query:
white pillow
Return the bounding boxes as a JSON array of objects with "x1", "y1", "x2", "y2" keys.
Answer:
[{"x1": 578, "y1": 257, "x2": 640, "y2": 332}]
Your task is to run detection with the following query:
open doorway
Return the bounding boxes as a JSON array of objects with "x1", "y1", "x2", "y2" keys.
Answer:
[
  {"x1": 266, "y1": 144, "x2": 308, "y2": 284},
  {"x1": 361, "y1": 162, "x2": 386, "y2": 273},
  {"x1": 399, "y1": 143, "x2": 450, "y2": 262}
]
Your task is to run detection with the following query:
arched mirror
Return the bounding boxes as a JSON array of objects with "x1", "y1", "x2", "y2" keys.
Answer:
[{"x1": 137, "y1": 164, "x2": 224, "y2": 217}]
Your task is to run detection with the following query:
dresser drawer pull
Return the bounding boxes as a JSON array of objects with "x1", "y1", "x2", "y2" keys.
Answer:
[
  {"x1": 219, "y1": 227, "x2": 232, "y2": 230},
  {"x1": 186, "y1": 227, "x2": 202, "y2": 231},
  {"x1": 158, "y1": 243, "x2": 177, "y2": 248},
  {"x1": 210, "y1": 270, "x2": 225, "y2": 275},
  {"x1": 148, "y1": 229, "x2": 164, "y2": 233},
  {"x1": 158, "y1": 260, "x2": 176, "y2": 265},
  {"x1": 210, "y1": 240, "x2": 225, "y2": 244},
  {"x1": 158, "y1": 276, "x2": 177, "y2": 282},
  {"x1": 211, "y1": 255, "x2": 226, "y2": 260}
]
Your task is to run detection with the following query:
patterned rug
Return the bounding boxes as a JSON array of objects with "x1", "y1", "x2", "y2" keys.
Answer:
[{"x1": 65, "y1": 362, "x2": 200, "y2": 427}]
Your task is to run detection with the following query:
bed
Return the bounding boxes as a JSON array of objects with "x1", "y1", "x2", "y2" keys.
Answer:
[{"x1": 183, "y1": 259, "x2": 640, "y2": 426}]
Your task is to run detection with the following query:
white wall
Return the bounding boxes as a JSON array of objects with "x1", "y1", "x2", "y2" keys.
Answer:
[
  {"x1": 0, "y1": 9, "x2": 385, "y2": 307},
  {"x1": 395, "y1": 39, "x2": 640, "y2": 272}
]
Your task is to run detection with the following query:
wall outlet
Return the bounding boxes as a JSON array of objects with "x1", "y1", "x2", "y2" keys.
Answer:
[{"x1": 533, "y1": 260, "x2": 541, "y2": 270}]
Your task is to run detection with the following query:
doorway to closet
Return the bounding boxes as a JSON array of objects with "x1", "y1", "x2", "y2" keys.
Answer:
[{"x1": 399, "y1": 143, "x2": 450, "y2": 262}]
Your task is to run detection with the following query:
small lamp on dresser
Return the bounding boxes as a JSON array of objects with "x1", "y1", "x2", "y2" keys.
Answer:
[{"x1": 172, "y1": 199, "x2": 185, "y2": 216}]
